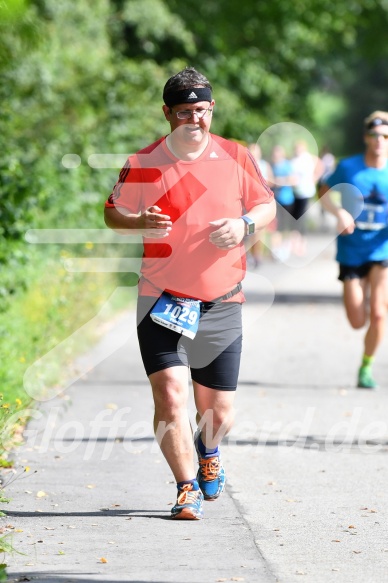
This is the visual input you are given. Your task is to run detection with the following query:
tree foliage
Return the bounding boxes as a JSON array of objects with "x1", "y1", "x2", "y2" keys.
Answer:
[
  {"x1": 1, "y1": 0, "x2": 388, "y2": 306},
  {"x1": 0, "y1": 0, "x2": 387, "y2": 421}
]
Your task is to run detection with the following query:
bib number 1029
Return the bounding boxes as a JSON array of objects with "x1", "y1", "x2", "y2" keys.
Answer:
[
  {"x1": 150, "y1": 292, "x2": 201, "y2": 339},
  {"x1": 163, "y1": 303, "x2": 198, "y2": 325}
]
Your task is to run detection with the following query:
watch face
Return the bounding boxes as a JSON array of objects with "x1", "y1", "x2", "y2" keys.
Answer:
[{"x1": 248, "y1": 222, "x2": 255, "y2": 235}]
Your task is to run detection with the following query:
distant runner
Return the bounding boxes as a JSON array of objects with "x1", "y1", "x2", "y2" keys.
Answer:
[{"x1": 319, "y1": 111, "x2": 388, "y2": 389}]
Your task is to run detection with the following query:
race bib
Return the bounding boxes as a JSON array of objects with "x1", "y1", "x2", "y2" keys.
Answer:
[
  {"x1": 150, "y1": 293, "x2": 201, "y2": 339},
  {"x1": 355, "y1": 202, "x2": 388, "y2": 231}
]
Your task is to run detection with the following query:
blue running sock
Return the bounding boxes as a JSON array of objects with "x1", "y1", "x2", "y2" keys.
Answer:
[
  {"x1": 177, "y1": 479, "x2": 199, "y2": 491},
  {"x1": 197, "y1": 433, "x2": 219, "y2": 456}
]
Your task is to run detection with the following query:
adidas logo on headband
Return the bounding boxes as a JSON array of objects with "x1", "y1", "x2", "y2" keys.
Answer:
[{"x1": 163, "y1": 86, "x2": 212, "y2": 107}]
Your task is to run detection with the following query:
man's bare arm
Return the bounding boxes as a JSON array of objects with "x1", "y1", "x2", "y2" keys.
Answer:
[
  {"x1": 104, "y1": 205, "x2": 172, "y2": 238},
  {"x1": 318, "y1": 184, "x2": 355, "y2": 235}
]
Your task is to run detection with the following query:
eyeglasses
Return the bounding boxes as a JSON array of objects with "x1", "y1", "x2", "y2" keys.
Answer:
[
  {"x1": 367, "y1": 132, "x2": 388, "y2": 140},
  {"x1": 173, "y1": 108, "x2": 213, "y2": 120}
]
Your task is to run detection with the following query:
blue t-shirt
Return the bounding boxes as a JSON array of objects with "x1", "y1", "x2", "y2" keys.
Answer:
[
  {"x1": 326, "y1": 154, "x2": 388, "y2": 265},
  {"x1": 272, "y1": 160, "x2": 294, "y2": 206}
]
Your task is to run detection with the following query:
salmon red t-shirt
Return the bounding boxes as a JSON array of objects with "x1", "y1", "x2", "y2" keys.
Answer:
[{"x1": 105, "y1": 134, "x2": 273, "y2": 302}]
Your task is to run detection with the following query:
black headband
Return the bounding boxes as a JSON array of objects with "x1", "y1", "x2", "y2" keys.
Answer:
[
  {"x1": 163, "y1": 87, "x2": 212, "y2": 107},
  {"x1": 366, "y1": 118, "x2": 388, "y2": 130}
]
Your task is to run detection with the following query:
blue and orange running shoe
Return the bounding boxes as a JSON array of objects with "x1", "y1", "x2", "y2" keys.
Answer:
[
  {"x1": 194, "y1": 429, "x2": 226, "y2": 501},
  {"x1": 171, "y1": 483, "x2": 204, "y2": 520}
]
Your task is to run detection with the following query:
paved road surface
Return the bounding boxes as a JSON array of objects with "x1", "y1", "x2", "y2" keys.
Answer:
[{"x1": 4, "y1": 230, "x2": 388, "y2": 583}]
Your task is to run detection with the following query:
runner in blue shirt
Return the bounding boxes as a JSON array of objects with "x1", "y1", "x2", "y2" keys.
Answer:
[{"x1": 318, "y1": 111, "x2": 388, "y2": 389}]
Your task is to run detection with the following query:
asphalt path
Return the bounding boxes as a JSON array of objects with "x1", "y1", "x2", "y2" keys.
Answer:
[{"x1": 4, "y1": 229, "x2": 388, "y2": 583}]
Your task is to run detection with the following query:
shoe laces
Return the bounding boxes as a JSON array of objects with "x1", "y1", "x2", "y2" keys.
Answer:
[
  {"x1": 177, "y1": 484, "x2": 200, "y2": 505},
  {"x1": 199, "y1": 456, "x2": 221, "y2": 481}
]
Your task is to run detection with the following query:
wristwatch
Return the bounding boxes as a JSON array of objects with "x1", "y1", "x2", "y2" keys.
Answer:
[{"x1": 241, "y1": 215, "x2": 255, "y2": 235}]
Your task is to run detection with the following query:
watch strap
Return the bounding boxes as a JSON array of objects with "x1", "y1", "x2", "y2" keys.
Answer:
[{"x1": 241, "y1": 215, "x2": 255, "y2": 235}]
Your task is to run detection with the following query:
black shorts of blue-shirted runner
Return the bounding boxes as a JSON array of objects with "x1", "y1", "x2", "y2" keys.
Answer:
[{"x1": 338, "y1": 260, "x2": 388, "y2": 281}]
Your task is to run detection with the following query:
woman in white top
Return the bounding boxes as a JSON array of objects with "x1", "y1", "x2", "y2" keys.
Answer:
[{"x1": 291, "y1": 140, "x2": 323, "y2": 233}]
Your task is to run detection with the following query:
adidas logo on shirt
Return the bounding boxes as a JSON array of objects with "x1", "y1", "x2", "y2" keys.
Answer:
[
  {"x1": 188, "y1": 91, "x2": 198, "y2": 99},
  {"x1": 209, "y1": 151, "x2": 218, "y2": 158}
]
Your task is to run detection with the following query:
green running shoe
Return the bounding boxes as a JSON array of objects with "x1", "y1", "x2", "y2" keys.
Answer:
[{"x1": 357, "y1": 365, "x2": 378, "y2": 389}]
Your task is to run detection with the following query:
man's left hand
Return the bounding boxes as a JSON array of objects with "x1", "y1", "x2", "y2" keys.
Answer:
[{"x1": 208, "y1": 218, "x2": 246, "y2": 249}]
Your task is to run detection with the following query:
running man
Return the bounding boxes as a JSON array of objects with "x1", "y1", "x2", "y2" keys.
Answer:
[
  {"x1": 318, "y1": 111, "x2": 388, "y2": 389},
  {"x1": 104, "y1": 67, "x2": 275, "y2": 518}
]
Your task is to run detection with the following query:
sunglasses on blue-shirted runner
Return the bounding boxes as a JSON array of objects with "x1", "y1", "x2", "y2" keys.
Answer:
[{"x1": 367, "y1": 132, "x2": 388, "y2": 139}]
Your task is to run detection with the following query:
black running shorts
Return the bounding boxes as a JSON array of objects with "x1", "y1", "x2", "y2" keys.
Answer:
[
  {"x1": 137, "y1": 296, "x2": 242, "y2": 391},
  {"x1": 338, "y1": 260, "x2": 388, "y2": 281}
]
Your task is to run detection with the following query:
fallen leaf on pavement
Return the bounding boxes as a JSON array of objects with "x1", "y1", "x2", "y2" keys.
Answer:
[
  {"x1": 36, "y1": 491, "x2": 48, "y2": 498},
  {"x1": 99, "y1": 557, "x2": 108, "y2": 563}
]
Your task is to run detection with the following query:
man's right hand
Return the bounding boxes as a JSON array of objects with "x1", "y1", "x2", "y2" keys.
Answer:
[
  {"x1": 104, "y1": 205, "x2": 172, "y2": 236},
  {"x1": 336, "y1": 208, "x2": 355, "y2": 235},
  {"x1": 137, "y1": 206, "x2": 172, "y2": 238}
]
